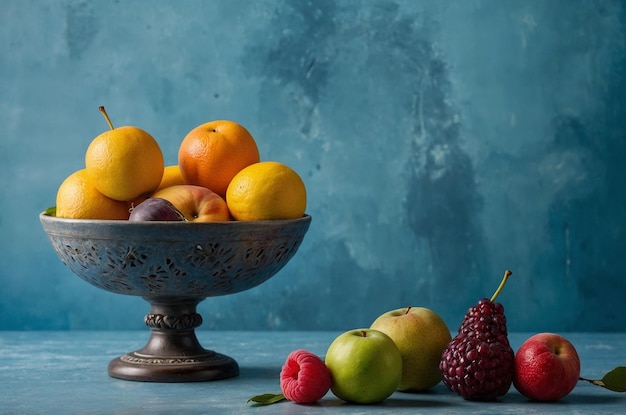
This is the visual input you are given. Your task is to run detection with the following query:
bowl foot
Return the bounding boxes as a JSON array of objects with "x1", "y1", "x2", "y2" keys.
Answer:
[
  {"x1": 108, "y1": 298, "x2": 239, "y2": 382},
  {"x1": 108, "y1": 350, "x2": 239, "y2": 382}
]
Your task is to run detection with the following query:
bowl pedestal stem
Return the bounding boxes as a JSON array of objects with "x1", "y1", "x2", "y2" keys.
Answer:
[{"x1": 108, "y1": 298, "x2": 239, "y2": 382}]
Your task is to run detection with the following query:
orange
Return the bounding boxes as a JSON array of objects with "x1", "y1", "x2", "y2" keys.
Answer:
[
  {"x1": 226, "y1": 161, "x2": 306, "y2": 221},
  {"x1": 155, "y1": 165, "x2": 186, "y2": 192},
  {"x1": 56, "y1": 169, "x2": 130, "y2": 220},
  {"x1": 178, "y1": 120, "x2": 260, "y2": 197},
  {"x1": 85, "y1": 125, "x2": 164, "y2": 202}
]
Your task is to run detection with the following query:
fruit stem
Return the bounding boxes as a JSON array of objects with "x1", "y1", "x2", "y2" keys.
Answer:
[
  {"x1": 99, "y1": 106, "x2": 115, "y2": 130},
  {"x1": 405, "y1": 306, "x2": 412, "y2": 315},
  {"x1": 490, "y1": 270, "x2": 512, "y2": 302},
  {"x1": 579, "y1": 377, "x2": 606, "y2": 387}
]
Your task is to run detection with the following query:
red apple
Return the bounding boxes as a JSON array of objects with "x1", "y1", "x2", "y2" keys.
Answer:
[
  {"x1": 151, "y1": 184, "x2": 231, "y2": 222},
  {"x1": 513, "y1": 332, "x2": 581, "y2": 401}
]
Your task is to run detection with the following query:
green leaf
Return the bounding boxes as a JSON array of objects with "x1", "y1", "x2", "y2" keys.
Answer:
[
  {"x1": 44, "y1": 206, "x2": 56, "y2": 216},
  {"x1": 601, "y1": 366, "x2": 626, "y2": 392},
  {"x1": 246, "y1": 393, "x2": 286, "y2": 406},
  {"x1": 581, "y1": 366, "x2": 626, "y2": 392}
]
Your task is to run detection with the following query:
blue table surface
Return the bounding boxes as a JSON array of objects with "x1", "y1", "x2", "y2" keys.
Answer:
[{"x1": 1, "y1": 331, "x2": 625, "y2": 414}]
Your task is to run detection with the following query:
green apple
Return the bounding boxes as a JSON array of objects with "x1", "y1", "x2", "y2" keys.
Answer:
[
  {"x1": 370, "y1": 306, "x2": 451, "y2": 391},
  {"x1": 324, "y1": 328, "x2": 402, "y2": 404}
]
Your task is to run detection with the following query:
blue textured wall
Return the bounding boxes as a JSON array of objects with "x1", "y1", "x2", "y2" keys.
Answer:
[{"x1": 2, "y1": 0, "x2": 626, "y2": 332}]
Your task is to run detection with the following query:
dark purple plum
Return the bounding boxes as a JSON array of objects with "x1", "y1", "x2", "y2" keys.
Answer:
[{"x1": 129, "y1": 198, "x2": 186, "y2": 222}]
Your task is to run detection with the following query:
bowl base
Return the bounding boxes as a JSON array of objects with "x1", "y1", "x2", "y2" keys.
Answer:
[
  {"x1": 107, "y1": 298, "x2": 239, "y2": 382},
  {"x1": 108, "y1": 350, "x2": 239, "y2": 382}
]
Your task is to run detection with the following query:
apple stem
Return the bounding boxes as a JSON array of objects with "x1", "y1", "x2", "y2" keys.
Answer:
[
  {"x1": 579, "y1": 377, "x2": 606, "y2": 387},
  {"x1": 99, "y1": 106, "x2": 115, "y2": 130},
  {"x1": 490, "y1": 270, "x2": 512, "y2": 302},
  {"x1": 360, "y1": 330, "x2": 367, "y2": 337},
  {"x1": 405, "y1": 306, "x2": 412, "y2": 315}
]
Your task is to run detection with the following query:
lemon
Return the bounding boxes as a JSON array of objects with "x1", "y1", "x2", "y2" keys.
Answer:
[
  {"x1": 56, "y1": 169, "x2": 130, "y2": 219},
  {"x1": 226, "y1": 161, "x2": 306, "y2": 221},
  {"x1": 85, "y1": 107, "x2": 164, "y2": 202},
  {"x1": 155, "y1": 165, "x2": 186, "y2": 192}
]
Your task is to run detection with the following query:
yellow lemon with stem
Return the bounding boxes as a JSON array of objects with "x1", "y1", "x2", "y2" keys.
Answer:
[{"x1": 85, "y1": 106, "x2": 164, "y2": 202}]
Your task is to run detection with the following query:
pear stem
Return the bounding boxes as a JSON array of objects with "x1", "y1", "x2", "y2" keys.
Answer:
[
  {"x1": 99, "y1": 106, "x2": 115, "y2": 130},
  {"x1": 490, "y1": 270, "x2": 512, "y2": 302}
]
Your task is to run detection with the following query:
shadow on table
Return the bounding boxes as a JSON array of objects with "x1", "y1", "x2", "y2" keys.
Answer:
[
  {"x1": 516, "y1": 393, "x2": 625, "y2": 405},
  {"x1": 237, "y1": 368, "x2": 625, "y2": 409},
  {"x1": 310, "y1": 396, "x2": 459, "y2": 409}
]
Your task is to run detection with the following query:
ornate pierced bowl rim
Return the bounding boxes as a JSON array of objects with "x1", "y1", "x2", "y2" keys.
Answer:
[{"x1": 40, "y1": 212, "x2": 312, "y2": 241}]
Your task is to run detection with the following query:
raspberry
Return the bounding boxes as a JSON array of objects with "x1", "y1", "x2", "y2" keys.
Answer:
[
  {"x1": 440, "y1": 271, "x2": 515, "y2": 401},
  {"x1": 280, "y1": 349, "x2": 331, "y2": 404}
]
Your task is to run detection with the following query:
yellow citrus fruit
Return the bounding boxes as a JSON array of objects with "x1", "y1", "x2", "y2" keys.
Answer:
[
  {"x1": 155, "y1": 165, "x2": 186, "y2": 192},
  {"x1": 178, "y1": 120, "x2": 260, "y2": 197},
  {"x1": 56, "y1": 169, "x2": 131, "y2": 220},
  {"x1": 85, "y1": 125, "x2": 164, "y2": 201},
  {"x1": 226, "y1": 161, "x2": 306, "y2": 221}
]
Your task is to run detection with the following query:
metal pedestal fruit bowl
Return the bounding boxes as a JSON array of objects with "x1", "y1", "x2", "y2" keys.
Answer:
[{"x1": 40, "y1": 212, "x2": 311, "y2": 383}]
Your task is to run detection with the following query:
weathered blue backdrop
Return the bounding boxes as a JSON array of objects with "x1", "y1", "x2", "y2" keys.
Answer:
[{"x1": 1, "y1": 0, "x2": 625, "y2": 332}]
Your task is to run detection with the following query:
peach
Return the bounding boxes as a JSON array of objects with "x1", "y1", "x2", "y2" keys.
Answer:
[{"x1": 151, "y1": 184, "x2": 231, "y2": 222}]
